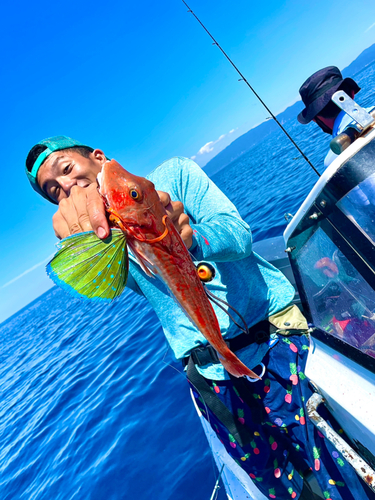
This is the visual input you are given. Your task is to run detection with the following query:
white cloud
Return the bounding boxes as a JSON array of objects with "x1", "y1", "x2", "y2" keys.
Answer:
[
  {"x1": 191, "y1": 128, "x2": 239, "y2": 161},
  {"x1": 365, "y1": 22, "x2": 375, "y2": 33},
  {"x1": 193, "y1": 132, "x2": 229, "y2": 158},
  {"x1": 198, "y1": 141, "x2": 215, "y2": 155},
  {"x1": 0, "y1": 254, "x2": 54, "y2": 289}
]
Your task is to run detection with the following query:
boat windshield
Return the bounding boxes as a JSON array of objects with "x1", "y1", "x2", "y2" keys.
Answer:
[
  {"x1": 295, "y1": 228, "x2": 375, "y2": 358},
  {"x1": 337, "y1": 172, "x2": 375, "y2": 245}
]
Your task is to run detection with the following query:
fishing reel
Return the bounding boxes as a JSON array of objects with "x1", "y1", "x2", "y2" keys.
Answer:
[{"x1": 196, "y1": 262, "x2": 216, "y2": 282}]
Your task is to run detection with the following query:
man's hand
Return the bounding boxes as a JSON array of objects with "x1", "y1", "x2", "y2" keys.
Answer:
[
  {"x1": 52, "y1": 185, "x2": 193, "y2": 249},
  {"x1": 314, "y1": 257, "x2": 339, "y2": 278},
  {"x1": 158, "y1": 191, "x2": 193, "y2": 249},
  {"x1": 52, "y1": 184, "x2": 109, "y2": 240}
]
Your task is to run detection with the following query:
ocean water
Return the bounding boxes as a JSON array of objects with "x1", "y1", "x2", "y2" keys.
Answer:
[{"x1": 1, "y1": 63, "x2": 375, "y2": 500}]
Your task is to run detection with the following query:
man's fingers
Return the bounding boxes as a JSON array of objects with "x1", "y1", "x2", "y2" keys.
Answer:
[
  {"x1": 167, "y1": 201, "x2": 184, "y2": 223},
  {"x1": 170, "y1": 211, "x2": 192, "y2": 248},
  {"x1": 70, "y1": 185, "x2": 92, "y2": 233},
  {"x1": 157, "y1": 190, "x2": 171, "y2": 209},
  {"x1": 157, "y1": 192, "x2": 185, "y2": 223},
  {"x1": 58, "y1": 197, "x2": 83, "y2": 235},
  {"x1": 180, "y1": 224, "x2": 193, "y2": 249},
  {"x1": 52, "y1": 211, "x2": 70, "y2": 240},
  {"x1": 86, "y1": 183, "x2": 109, "y2": 239},
  {"x1": 176, "y1": 213, "x2": 190, "y2": 231},
  {"x1": 52, "y1": 183, "x2": 108, "y2": 240},
  {"x1": 156, "y1": 191, "x2": 192, "y2": 246}
]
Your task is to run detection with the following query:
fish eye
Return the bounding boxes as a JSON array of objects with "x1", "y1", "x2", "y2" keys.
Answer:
[{"x1": 130, "y1": 189, "x2": 140, "y2": 200}]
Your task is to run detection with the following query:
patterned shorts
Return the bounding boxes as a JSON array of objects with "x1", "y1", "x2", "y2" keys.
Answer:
[{"x1": 189, "y1": 334, "x2": 375, "y2": 500}]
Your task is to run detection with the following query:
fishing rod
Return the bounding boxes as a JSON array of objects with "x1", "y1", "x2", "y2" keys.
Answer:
[{"x1": 182, "y1": 0, "x2": 321, "y2": 178}]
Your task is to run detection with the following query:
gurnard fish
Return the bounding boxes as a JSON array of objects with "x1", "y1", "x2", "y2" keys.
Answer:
[
  {"x1": 98, "y1": 160, "x2": 258, "y2": 379},
  {"x1": 48, "y1": 160, "x2": 258, "y2": 379}
]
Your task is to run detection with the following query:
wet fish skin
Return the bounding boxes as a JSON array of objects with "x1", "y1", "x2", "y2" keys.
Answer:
[{"x1": 98, "y1": 159, "x2": 259, "y2": 379}]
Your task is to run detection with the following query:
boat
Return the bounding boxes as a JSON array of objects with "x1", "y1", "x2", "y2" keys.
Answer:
[{"x1": 201, "y1": 91, "x2": 375, "y2": 499}]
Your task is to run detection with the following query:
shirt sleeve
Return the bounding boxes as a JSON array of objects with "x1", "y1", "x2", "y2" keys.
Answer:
[
  {"x1": 324, "y1": 149, "x2": 338, "y2": 168},
  {"x1": 171, "y1": 157, "x2": 253, "y2": 262},
  {"x1": 125, "y1": 269, "x2": 145, "y2": 296}
]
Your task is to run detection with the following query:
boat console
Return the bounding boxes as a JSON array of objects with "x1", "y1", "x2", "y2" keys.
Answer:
[
  {"x1": 284, "y1": 96, "x2": 375, "y2": 479},
  {"x1": 200, "y1": 93, "x2": 375, "y2": 499}
]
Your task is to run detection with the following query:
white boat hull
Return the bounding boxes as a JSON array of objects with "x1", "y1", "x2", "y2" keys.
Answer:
[
  {"x1": 305, "y1": 337, "x2": 375, "y2": 460},
  {"x1": 190, "y1": 390, "x2": 267, "y2": 500}
]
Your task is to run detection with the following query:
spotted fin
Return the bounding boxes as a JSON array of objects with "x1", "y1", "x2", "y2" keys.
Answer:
[{"x1": 46, "y1": 229, "x2": 128, "y2": 302}]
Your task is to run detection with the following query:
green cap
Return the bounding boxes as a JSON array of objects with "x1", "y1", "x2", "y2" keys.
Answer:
[{"x1": 25, "y1": 135, "x2": 91, "y2": 204}]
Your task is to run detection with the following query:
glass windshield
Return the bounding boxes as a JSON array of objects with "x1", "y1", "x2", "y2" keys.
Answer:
[
  {"x1": 337, "y1": 172, "x2": 375, "y2": 244},
  {"x1": 295, "y1": 228, "x2": 375, "y2": 358}
]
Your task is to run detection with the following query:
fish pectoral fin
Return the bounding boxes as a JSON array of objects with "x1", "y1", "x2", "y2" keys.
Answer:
[
  {"x1": 47, "y1": 229, "x2": 128, "y2": 302},
  {"x1": 128, "y1": 243, "x2": 156, "y2": 278}
]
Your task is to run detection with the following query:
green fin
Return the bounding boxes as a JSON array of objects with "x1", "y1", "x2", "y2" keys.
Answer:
[{"x1": 47, "y1": 229, "x2": 128, "y2": 302}]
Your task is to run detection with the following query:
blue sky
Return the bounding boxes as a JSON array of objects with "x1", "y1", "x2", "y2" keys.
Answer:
[{"x1": 1, "y1": 0, "x2": 375, "y2": 324}]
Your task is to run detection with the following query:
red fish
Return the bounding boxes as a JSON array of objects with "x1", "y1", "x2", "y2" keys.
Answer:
[{"x1": 97, "y1": 159, "x2": 259, "y2": 379}]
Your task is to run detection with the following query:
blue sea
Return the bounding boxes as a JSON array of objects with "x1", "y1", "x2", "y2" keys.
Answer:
[{"x1": 1, "y1": 63, "x2": 375, "y2": 500}]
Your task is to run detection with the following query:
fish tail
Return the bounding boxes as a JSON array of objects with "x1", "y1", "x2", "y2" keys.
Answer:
[{"x1": 219, "y1": 351, "x2": 261, "y2": 380}]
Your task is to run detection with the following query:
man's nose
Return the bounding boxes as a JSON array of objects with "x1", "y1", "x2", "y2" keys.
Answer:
[{"x1": 60, "y1": 177, "x2": 77, "y2": 197}]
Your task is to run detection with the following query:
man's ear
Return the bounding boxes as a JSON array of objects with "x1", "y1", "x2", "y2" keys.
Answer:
[{"x1": 92, "y1": 149, "x2": 107, "y2": 165}]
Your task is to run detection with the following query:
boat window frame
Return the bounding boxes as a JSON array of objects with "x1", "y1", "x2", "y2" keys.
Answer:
[
  {"x1": 316, "y1": 138, "x2": 375, "y2": 267},
  {"x1": 286, "y1": 138, "x2": 375, "y2": 374}
]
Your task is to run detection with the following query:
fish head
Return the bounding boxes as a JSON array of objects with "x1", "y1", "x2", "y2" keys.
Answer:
[{"x1": 97, "y1": 159, "x2": 165, "y2": 233}]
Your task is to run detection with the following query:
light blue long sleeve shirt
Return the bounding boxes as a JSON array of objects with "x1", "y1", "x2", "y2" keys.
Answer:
[{"x1": 125, "y1": 157, "x2": 295, "y2": 379}]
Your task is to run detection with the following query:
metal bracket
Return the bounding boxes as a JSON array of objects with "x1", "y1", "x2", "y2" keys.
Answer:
[
  {"x1": 306, "y1": 393, "x2": 375, "y2": 492},
  {"x1": 284, "y1": 213, "x2": 294, "y2": 222},
  {"x1": 309, "y1": 211, "x2": 322, "y2": 220},
  {"x1": 332, "y1": 91, "x2": 375, "y2": 131}
]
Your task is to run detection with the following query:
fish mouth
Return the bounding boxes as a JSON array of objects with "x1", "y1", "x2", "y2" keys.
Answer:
[
  {"x1": 97, "y1": 169, "x2": 103, "y2": 193},
  {"x1": 97, "y1": 161, "x2": 111, "y2": 194},
  {"x1": 96, "y1": 166, "x2": 111, "y2": 209}
]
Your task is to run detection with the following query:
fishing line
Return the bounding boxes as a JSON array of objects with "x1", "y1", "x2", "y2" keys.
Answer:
[
  {"x1": 205, "y1": 288, "x2": 250, "y2": 335},
  {"x1": 181, "y1": 0, "x2": 321, "y2": 178},
  {"x1": 161, "y1": 344, "x2": 219, "y2": 481}
]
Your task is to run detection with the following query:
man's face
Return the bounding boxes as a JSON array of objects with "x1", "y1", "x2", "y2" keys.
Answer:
[
  {"x1": 37, "y1": 149, "x2": 106, "y2": 204},
  {"x1": 313, "y1": 115, "x2": 335, "y2": 134}
]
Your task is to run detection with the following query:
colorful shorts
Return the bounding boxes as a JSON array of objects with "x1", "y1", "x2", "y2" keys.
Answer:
[{"x1": 189, "y1": 334, "x2": 375, "y2": 500}]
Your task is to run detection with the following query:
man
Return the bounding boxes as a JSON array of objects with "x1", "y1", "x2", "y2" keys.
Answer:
[
  {"x1": 25, "y1": 136, "x2": 374, "y2": 500},
  {"x1": 297, "y1": 65, "x2": 363, "y2": 167}
]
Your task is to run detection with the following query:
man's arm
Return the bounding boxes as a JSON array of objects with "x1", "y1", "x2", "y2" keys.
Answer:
[{"x1": 156, "y1": 157, "x2": 253, "y2": 262}]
